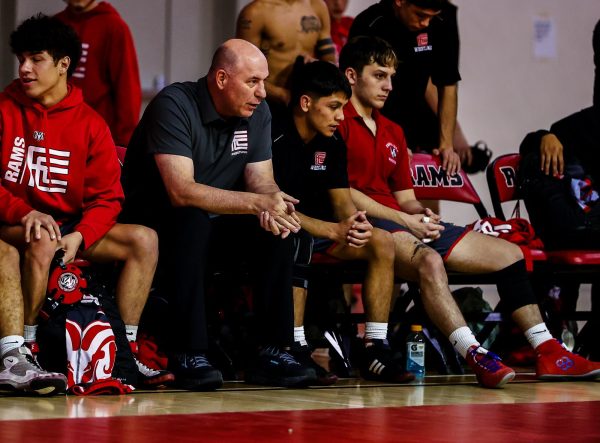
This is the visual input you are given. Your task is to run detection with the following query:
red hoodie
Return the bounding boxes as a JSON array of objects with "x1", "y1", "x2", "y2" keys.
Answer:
[
  {"x1": 56, "y1": 2, "x2": 141, "y2": 147},
  {"x1": 0, "y1": 80, "x2": 124, "y2": 250}
]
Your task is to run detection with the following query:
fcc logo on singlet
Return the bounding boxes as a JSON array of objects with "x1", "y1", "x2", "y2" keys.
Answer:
[{"x1": 231, "y1": 130, "x2": 248, "y2": 156}]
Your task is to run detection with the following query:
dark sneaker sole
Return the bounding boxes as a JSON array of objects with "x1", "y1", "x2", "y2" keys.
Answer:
[
  {"x1": 245, "y1": 373, "x2": 313, "y2": 388},
  {"x1": 175, "y1": 374, "x2": 223, "y2": 391}
]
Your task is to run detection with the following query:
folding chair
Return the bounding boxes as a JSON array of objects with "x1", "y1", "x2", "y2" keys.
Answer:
[
  {"x1": 486, "y1": 153, "x2": 599, "y2": 343},
  {"x1": 486, "y1": 153, "x2": 600, "y2": 268},
  {"x1": 411, "y1": 153, "x2": 489, "y2": 219}
]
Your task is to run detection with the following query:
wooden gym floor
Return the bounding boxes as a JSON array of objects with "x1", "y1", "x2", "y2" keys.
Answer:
[{"x1": 1, "y1": 370, "x2": 599, "y2": 442}]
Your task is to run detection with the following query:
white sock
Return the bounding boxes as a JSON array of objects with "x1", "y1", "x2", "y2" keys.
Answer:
[
  {"x1": 0, "y1": 335, "x2": 24, "y2": 357},
  {"x1": 365, "y1": 322, "x2": 388, "y2": 340},
  {"x1": 524, "y1": 323, "x2": 553, "y2": 349},
  {"x1": 24, "y1": 325, "x2": 37, "y2": 343},
  {"x1": 294, "y1": 326, "x2": 307, "y2": 346},
  {"x1": 125, "y1": 324, "x2": 138, "y2": 343},
  {"x1": 449, "y1": 326, "x2": 480, "y2": 358}
]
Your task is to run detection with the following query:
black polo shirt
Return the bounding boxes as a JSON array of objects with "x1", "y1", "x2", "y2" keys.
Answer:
[
  {"x1": 121, "y1": 77, "x2": 272, "y2": 226},
  {"x1": 271, "y1": 116, "x2": 349, "y2": 222},
  {"x1": 349, "y1": 0, "x2": 461, "y2": 148}
]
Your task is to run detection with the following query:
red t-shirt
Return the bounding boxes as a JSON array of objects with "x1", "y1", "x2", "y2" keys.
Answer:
[
  {"x1": 331, "y1": 16, "x2": 354, "y2": 57},
  {"x1": 338, "y1": 101, "x2": 413, "y2": 210}
]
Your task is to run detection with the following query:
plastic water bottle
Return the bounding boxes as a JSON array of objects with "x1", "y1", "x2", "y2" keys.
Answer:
[{"x1": 406, "y1": 324, "x2": 426, "y2": 381}]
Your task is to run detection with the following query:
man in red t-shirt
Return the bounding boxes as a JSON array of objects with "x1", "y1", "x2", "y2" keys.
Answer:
[
  {"x1": 0, "y1": 15, "x2": 169, "y2": 395},
  {"x1": 338, "y1": 35, "x2": 600, "y2": 387},
  {"x1": 56, "y1": 0, "x2": 141, "y2": 147}
]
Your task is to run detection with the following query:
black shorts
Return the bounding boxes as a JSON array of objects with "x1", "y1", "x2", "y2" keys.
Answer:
[
  {"x1": 58, "y1": 219, "x2": 79, "y2": 237},
  {"x1": 370, "y1": 217, "x2": 468, "y2": 260}
]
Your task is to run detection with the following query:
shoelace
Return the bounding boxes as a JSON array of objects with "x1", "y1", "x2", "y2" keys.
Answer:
[
  {"x1": 471, "y1": 348, "x2": 503, "y2": 372},
  {"x1": 186, "y1": 354, "x2": 211, "y2": 369},
  {"x1": 135, "y1": 357, "x2": 161, "y2": 376},
  {"x1": 23, "y1": 352, "x2": 44, "y2": 371},
  {"x1": 278, "y1": 351, "x2": 300, "y2": 366},
  {"x1": 263, "y1": 346, "x2": 300, "y2": 366}
]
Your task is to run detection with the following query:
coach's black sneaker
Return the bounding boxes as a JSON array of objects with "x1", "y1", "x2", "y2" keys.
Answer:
[
  {"x1": 245, "y1": 345, "x2": 316, "y2": 388},
  {"x1": 361, "y1": 339, "x2": 415, "y2": 383},
  {"x1": 168, "y1": 352, "x2": 223, "y2": 391},
  {"x1": 290, "y1": 342, "x2": 338, "y2": 386}
]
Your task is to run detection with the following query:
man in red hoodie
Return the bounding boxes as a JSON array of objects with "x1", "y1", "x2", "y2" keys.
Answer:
[
  {"x1": 0, "y1": 14, "x2": 169, "y2": 394},
  {"x1": 55, "y1": 0, "x2": 141, "y2": 147}
]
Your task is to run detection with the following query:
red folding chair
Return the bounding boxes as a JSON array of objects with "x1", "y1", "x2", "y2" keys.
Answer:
[
  {"x1": 411, "y1": 153, "x2": 489, "y2": 219},
  {"x1": 486, "y1": 153, "x2": 600, "y2": 267}
]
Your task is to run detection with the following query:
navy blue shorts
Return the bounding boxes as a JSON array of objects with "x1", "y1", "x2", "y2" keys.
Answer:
[
  {"x1": 59, "y1": 219, "x2": 79, "y2": 236},
  {"x1": 313, "y1": 237, "x2": 336, "y2": 254},
  {"x1": 370, "y1": 217, "x2": 468, "y2": 260}
]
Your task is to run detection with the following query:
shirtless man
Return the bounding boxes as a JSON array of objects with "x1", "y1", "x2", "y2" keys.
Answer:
[{"x1": 236, "y1": 0, "x2": 336, "y2": 109}]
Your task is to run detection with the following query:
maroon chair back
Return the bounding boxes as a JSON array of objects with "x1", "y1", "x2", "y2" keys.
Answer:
[
  {"x1": 486, "y1": 153, "x2": 520, "y2": 220},
  {"x1": 410, "y1": 153, "x2": 489, "y2": 218}
]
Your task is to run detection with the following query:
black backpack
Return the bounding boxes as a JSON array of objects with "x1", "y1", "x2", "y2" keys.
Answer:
[
  {"x1": 518, "y1": 151, "x2": 600, "y2": 250},
  {"x1": 37, "y1": 256, "x2": 138, "y2": 387}
]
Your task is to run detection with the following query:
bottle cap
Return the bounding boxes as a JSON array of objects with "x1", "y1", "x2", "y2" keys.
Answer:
[{"x1": 410, "y1": 324, "x2": 422, "y2": 332}]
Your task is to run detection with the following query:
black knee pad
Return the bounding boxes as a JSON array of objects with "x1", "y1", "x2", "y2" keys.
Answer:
[
  {"x1": 293, "y1": 231, "x2": 314, "y2": 289},
  {"x1": 494, "y1": 259, "x2": 537, "y2": 313}
]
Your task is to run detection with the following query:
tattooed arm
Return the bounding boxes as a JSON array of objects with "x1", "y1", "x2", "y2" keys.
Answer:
[{"x1": 313, "y1": 0, "x2": 336, "y2": 63}]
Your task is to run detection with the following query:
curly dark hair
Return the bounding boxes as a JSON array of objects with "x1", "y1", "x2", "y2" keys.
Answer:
[{"x1": 10, "y1": 13, "x2": 81, "y2": 77}]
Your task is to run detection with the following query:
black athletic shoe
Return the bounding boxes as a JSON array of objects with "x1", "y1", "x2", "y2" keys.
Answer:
[
  {"x1": 245, "y1": 345, "x2": 317, "y2": 388},
  {"x1": 290, "y1": 342, "x2": 338, "y2": 386},
  {"x1": 361, "y1": 339, "x2": 415, "y2": 383},
  {"x1": 168, "y1": 352, "x2": 223, "y2": 391}
]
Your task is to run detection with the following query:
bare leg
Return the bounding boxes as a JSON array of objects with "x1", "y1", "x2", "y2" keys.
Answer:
[
  {"x1": 511, "y1": 304, "x2": 544, "y2": 330},
  {"x1": 329, "y1": 228, "x2": 395, "y2": 323},
  {"x1": 446, "y1": 232, "x2": 544, "y2": 329},
  {"x1": 445, "y1": 231, "x2": 522, "y2": 273},
  {"x1": 81, "y1": 224, "x2": 158, "y2": 325},
  {"x1": 293, "y1": 286, "x2": 306, "y2": 327},
  {"x1": 391, "y1": 231, "x2": 466, "y2": 336},
  {"x1": 0, "y1": 240, "x2": 24, "y2": 337},
  {"x1": 0, "y1": 226, "x2": 57, "y2": 325}
]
